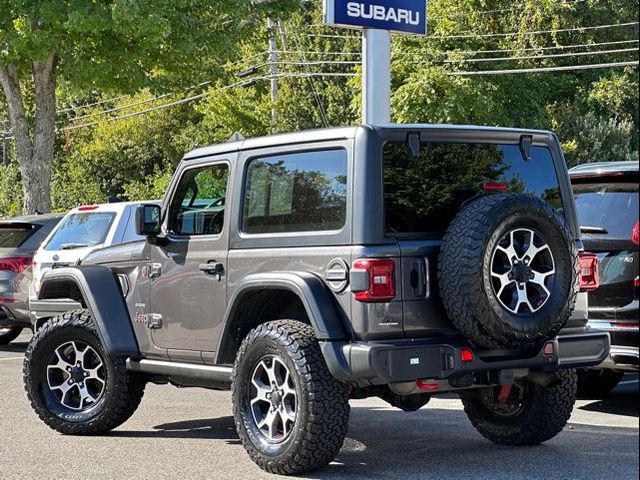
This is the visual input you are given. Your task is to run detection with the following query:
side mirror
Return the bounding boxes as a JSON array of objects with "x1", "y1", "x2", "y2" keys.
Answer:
[{"x1": 136, "y1": 204, "x2": 162, "y2": 237}]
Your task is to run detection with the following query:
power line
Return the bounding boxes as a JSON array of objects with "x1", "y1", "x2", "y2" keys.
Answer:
[
  {"x1": 60, "y1": 73, "x2": 357, "y2": 133},
  {"x1": 437, "y1": 39, "x2": 640, "y2": 56},
  {"x1": 443, "y1": 47, "x2": 639, "y2": 64},
  {"x1": 429, "y1": 21, "x2": 639, "y2": 40},
  {"x1": 64, "y1": 81, "x2": 212, "y2": 124},
  {"x1": 253, "y1": 39, "x2": 640, "y2": 61},
  {"x1": 449, "y1": 60, "x2": 639, "y2": 75},
  {"x1": 309, "y1": 22, "x2": 639, "y2": 41},
  {"x1": 272, "y1": 46, "x2": 638, "y2": 66},
  {"x1": 275, "y1": 50, "x2": 361, "y2": 57},
  {"x1": 289, "y1": 31, "x2": 331, "y2": 128}
]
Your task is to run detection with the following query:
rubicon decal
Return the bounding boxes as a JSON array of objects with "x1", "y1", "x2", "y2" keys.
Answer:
[{"x1": 325, "y1": 0, "x2": 428, "y2": 35}]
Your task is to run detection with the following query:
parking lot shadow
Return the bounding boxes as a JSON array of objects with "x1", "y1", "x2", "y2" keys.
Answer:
[
  {"x1": 578, "y1": 374, "x2": 639, "y2": 418},
  {"x1": 303, "y1": 405, "x2": 639, "y2": 480},
  {"x1": 111, "y1": 416, "x2": 240, "y2": 443},
  {"x1": 0, "y1": 340, "x2": 28, "y2": 354}
]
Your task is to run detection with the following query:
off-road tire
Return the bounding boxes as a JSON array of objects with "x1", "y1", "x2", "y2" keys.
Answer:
[
  {"x1": 576, "y1": 369, "x2": 624, "y2": 398},
  {"x1": 439, "y1": 194, "x2": 579, "y2": 350},
  {"x1": 461, "y1": 369, "x2": 577, "y2": 445},
  {"x1": 232, "y1": 320, "x2": 350, "y2": 475},
  {"x1": 23, "y1": 310, "x2": 145, "y2": 435},
  {"x1": 0, "y1": 326, "x2": 22, "y2": 345}
]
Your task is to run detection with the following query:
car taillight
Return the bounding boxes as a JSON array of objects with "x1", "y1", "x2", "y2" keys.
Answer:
[
  {"x1": 632, "y1": 221, "x2": 639, "y2": 245},
  {"x1": 482, "y1": 182, "x2": 508, "y2": 191},
  {"x1": 78, "y1": 205, "x2": 99, "y2": 211},
  {"x1": 0, "y1": 256, "x2": 33, "y2": 273},
  {"x1": 352, "y1": 259, "x2": 396, "y2": 302},
  {"x1": 578, "y1": 252, "x2": 599, "y2": 292}
]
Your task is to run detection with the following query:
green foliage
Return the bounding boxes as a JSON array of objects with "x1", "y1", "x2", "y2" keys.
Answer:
[
  {"x1": 0, "y1": 161, "x2": 22, "y2": 218},
  {"x1": 555, "y1": 112, "x2": 639, "y2": 167}
]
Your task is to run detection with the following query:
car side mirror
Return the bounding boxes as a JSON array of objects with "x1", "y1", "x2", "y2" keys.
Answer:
[{"x1": 136, "y1": 204, "x2": 162, "y2": 237}]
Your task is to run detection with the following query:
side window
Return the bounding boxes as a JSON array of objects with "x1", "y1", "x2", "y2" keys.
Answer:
[
  {"x1": 243, "y1": 149, "x2": 348, "y2": 234},
  {"x1": 168, "y1": 164, "x2": 229, "y2": 236},
  {"x1": 121, "y1": 207, "x2": 147, "y2": 244}
]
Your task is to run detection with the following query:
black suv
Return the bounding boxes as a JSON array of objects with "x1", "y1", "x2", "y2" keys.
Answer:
[
  {"x1": 570, "y1": 161, "x2": 639, "y2": 395},
  {"x1": 24, "y1": 125, "x2": 609, "y2": 475}
]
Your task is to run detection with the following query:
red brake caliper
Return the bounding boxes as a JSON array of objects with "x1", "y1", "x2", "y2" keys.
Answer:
[{"x1": 497, "y1": 385, "x2": 513, "y2": 406}]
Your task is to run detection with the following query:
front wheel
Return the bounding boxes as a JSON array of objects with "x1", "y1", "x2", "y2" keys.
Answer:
[
  {"x1": 23, "y1": 310, "x2": 145, "y2": 435},
  {"x1": 461, "y1": 369, "x2": 577, "y2": 445},
  {"x1": 232, "y1": 320, "x2": 350, "y2": 475}
]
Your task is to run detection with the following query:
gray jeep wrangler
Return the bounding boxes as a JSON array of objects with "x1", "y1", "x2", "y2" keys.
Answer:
[{"x1": 24, "y1": 125, "x2": 610, "y2": 475}]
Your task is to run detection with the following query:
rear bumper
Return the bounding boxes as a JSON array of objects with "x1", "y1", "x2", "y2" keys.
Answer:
[
  {"x1": 588, "y1": 319, "x2": 638, "y2": 371},
  {"x1": 321, "y1": 331, "x2": 611, "y2": 387}
]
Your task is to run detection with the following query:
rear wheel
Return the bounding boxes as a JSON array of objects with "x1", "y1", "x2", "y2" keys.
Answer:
[
  {"x1": 461, "y1": 369, "x2": 577, "y2": 445},
  {"x1": 232, "y1": 320, "x2": 350, "y2": 475},
  {"x1": 0, "y1": 326, "x2": 22, "y2": 345},
  {"x1": 576, "y1": 369, "x2": 624, "y2": 398}
]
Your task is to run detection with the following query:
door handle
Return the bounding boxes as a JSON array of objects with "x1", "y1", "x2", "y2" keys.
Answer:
[{"x1": 199, "y1": 262, "x2": 224, "y2": 275}]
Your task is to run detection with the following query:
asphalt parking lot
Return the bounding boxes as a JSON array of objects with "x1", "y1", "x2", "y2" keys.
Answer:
[{"x1": 1, "y1": 331, "x2": 638, "y2": 480}]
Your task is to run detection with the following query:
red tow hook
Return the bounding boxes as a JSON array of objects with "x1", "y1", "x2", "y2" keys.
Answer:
[{"x1": 497, "y1": 385, "x2": 513, "y2": 406}]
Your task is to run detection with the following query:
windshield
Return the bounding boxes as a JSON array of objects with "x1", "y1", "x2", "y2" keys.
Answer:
[
  {"x1": 0, "y1": 226, "x2": 34, "y2": 249},
  {"x1": 384, "y1": 142, "x2": 562, "y2": 235},
  {"x1": 573, "y1": 182, "x2": 639, "y2": 239},
  {"x1": 45, "y1": 212, "x2": 116, "y2": 251}
]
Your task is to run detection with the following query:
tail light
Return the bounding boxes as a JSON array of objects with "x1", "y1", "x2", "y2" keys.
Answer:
[
  {"x1": 0, "y1": 256, "x2": 33, "y2": 273},
  {"x1": 78, "y1": 205, "x2": 99, "y2": 211},
  {"x1": 352, "y1": 259, "x2": 396, "y2": 302},
  {"x1": 578, "y1": 252, "x2": 599, "y2": 292},
  {"x1": 482, "y1": 182, "x2": 508, "y2": 191},
  {"x1": 632, "y1": 221, "x2": 639, "y2": 245}
]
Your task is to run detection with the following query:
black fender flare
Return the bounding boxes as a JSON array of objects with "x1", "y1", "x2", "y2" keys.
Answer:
[
  {"x1": 39, "y1": 266, "x2": 139, "y2": 356},
  {"x1": 216, "y1": 272, "x2": 348, "y2": 362}
]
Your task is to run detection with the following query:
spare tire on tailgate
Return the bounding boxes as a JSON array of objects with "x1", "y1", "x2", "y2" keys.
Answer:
[{"x1": 438, "y1": 194, "x2": 579, "y2": 351}]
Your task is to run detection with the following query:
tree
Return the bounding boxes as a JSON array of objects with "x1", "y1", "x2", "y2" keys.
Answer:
[{"x1": 0, "y1": 0, "x2": 295, "y2": 214}]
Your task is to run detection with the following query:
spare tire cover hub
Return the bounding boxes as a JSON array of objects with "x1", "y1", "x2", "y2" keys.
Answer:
[{"x1": 490, "y1": 228, "x2": 556, "y2": 315}]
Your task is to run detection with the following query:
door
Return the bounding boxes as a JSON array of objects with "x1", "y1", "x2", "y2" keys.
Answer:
[{"x1": 149, "y1": 161, "x2": 231, "y2": 357}]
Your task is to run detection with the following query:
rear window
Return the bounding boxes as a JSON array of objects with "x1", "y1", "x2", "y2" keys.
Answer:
[
  {"x1": 384, "y1": 142, "x2": 562, "y2": 235},
  {"x1": 45, "y1": 213, "x2": 116, "y2": 251},
  {"x1": 0, "y1": 226, "x2": 36, "y2": 248},
  {"x1": 573, "y1": 182, "x2": 639, "y2": 239}
]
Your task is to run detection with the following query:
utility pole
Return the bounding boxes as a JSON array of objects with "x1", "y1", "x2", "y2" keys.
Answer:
[
  {"x1": 2, "y1": 118, "x2": 9, "y2": 167},
  {"x1": 267, "y1": 17, "x2": 279, "y2": 132}
]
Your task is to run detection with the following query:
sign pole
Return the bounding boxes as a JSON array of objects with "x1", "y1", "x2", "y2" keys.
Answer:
[
  {"x1": 362, "y1": 28, "x2": 391, "y2": 124},
  {"x1": 324, "y1": 0, "x2": 427, "y2": 124}
]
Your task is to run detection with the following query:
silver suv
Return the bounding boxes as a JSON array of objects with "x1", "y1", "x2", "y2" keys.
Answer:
[{"x1": 23, "y1": 125, "x2": 610, "y2": 475}]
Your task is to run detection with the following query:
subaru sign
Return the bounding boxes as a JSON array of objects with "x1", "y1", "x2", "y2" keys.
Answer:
[{"x1": 324, "y1": 0, "x2": 427, "y2": 35}]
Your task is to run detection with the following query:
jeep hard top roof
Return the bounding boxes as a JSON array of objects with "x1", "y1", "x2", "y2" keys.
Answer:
[
  {"x1": 569, "y1": 161, "x2": 639, "y2": 177},
  {"x1": 183, "y1": 124, "x2": 555, "y2": 162}
]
